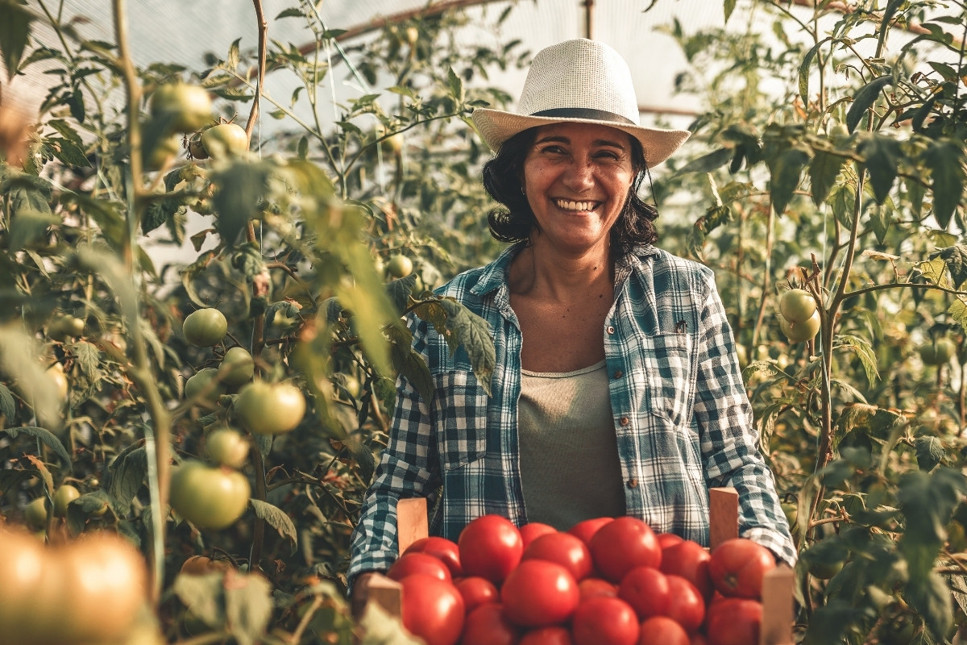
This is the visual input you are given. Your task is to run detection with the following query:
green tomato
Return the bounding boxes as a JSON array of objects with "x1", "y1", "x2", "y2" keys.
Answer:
[
  {"x1": 53, "y1": 484, "x2": 80, "y2": 517},
  {"x1": 780, "y1": 308, "x2": 820, "y2": 343},
  {"x1": 218, "y1": 346, "x2": 255, "y2": 389},
  {"x1": 24, "y1": 497, "x2": 49, "y2": 530},
  {"x1": 919, "y1": 337, "x2": 956, "y2": 366},
  {"x1": 149, "y1": 83, "x2": 213, "y2": 133},
  {"x1": 206, "y1": 427, "x2": 250, "y2": 469},
  {"x1": 184, "y1": 367, "x2": 223, "y2": 401},
  {"x1": 234, "y1": 380, "x2": 306, "y2": 435},
  {"x1": 169, "y1": 460, "x2": 250, "y2": 530},
  {"x1": 183, "y1": 308, "x2": 228, "y2": 347},
  {"x1": 200, "y1": 123, "x2": 249, "y2": 160},
  {"x1": 143, "y1": 134, "x2": 182, "y2": 172},
  {"x1": 48, "y1": 314, "x2": 85, "y2": 341},
  {"x1": 386, "y1": 254, "x2": 413, "y2": 278},
  {"x1": 778, "y1": 288, "x2": 818, "y2": 323}
]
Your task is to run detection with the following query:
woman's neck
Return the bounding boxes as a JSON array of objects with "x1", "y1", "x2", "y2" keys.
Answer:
[{"x1": 509, "y1": 241, "x2": 614, "y2": 302}]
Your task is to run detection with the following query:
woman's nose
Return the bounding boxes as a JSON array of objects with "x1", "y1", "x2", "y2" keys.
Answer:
[{"x1": 562, "y1": 159, "x2": 594, "y2": 190}]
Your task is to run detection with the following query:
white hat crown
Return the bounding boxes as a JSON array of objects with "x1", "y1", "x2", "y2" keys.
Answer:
[{"x1": 517, "y1": 39, "x2": 641, "y2": 127}]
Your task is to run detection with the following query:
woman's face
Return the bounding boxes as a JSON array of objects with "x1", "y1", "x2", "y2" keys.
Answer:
[{"x1": 521, "y1": 122, "x2": 635, "y2": 256}]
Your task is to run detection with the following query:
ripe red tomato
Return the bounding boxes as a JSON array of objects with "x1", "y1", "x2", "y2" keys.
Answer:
[
  {"x1": 663, "y1": 574, "x2": 705, "y2": 634},
  {"x1": 387, "y1": 552, "x2": 452, "y2": 583},
  {"x1": 704, "y1": 597, "x2": 762, "y2": 645},
  {"x1": 460, "y1": 602, "x2": 521, "y2": 645},
  {"x1": 520, "y1": 625, "x2": 574, "y2": 645},
  {"x1": 520, "y1": 522, "x2": 558, "y2": 549},
  {"x1": 522, "y1": 531, "x2": 593, "y2": 581},
  {"x1": 617, "y1": 565, "x2": 670, "y2": 619},
  {"x1": 455, "y1": 576, "x2": 499, "y2": 612},
  {"x1": 501, "y1": 559, "x2": 580, "y2": 627},
  {"x1": 589, "y1": 516, "x2": 661, "y2": 582},
  {"x1": 578, "y1": 577, "x2": 618, "y2": 601},
  {"x1": 399, "y1": 574, "x2": 464, "y2": 645},
  {"x1": 660, "y1": 539, "x2": 713, "y2": 599},
  {"x1": 638, "y1": 615, "x2": 691, "y2": 645},
  {"x1": 458, "y1": 514, "x2": 523, "y2": 584},
  {"x1": 567, "y1": 516, "x2": 613, "y2": 547},
  {"x1": 571, "y1": 596, "x2": 640, "y2": 645},
  {"x1": 708, "y1": 538, "x2": 776, "y2": 598},
  {"x1": 404, "y1": 536, "x2": 463, "y2": 577},
  {"x1": 657, "y1": 532, "x2": 685, "y2": 549}
]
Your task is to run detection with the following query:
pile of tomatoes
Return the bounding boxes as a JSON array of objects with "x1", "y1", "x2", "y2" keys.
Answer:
[{"x1": 381, "y1": 514, "x2": 777, "y2": 645}]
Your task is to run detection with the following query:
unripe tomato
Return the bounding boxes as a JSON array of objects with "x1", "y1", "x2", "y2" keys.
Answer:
[
  {"x1": 187, "y1": 131, "x2": 209, "y2": 160},
  {"x1": 48, "y1": 314, "x2": 85, "y2": 340},
  {"x1": 183, "y1": 307, "x2": 228, "y2": 346},
  {"x1": 56, "y1": 532, "x2": 149, "y2": 643},
  {"x1": 778, "y1": 288, "x2": 817, "y2": 323},
  {"x1": 201, "y1": 123, "x2": 249, "y2": 160},
  {"x1": 184, "y1": 367, "x2": 224, "y2": 401},
  {"x1": 779, "y1": 308, "x2": 820, "y2": 343},
  {"x1": 386, "y1": 253, "x2": 413, "y2": 278},
  {"x1": 169, "y1": 460, "x2": 251, "y2": 530},
  {"x1": 180, "y1": 554, "x2": 232, "y2": 576},
  {"x1": 206, "y1": 427, "x2": 250, "y2": 469},
  {"x1": 920, "y1": 337, "x2": 956, "y2": 366},
  {"x1": 149, "y1": 83, "x2": 213, "y2": 133},
  {"x1": 218, "y1": 346, "x2": 255, "y2": 389},
  {"x1": 53, "y1": 484, "x2": 80, "y2": 517},
  {"x1": 46, "y1": 362, "x2": 69, "y2": 403},
  {"x1": 143, "y1": 134, "x2": 182, "y2": 171},
  {"x1": 234, "y1": 380, "x2": 307, "y2": 435},
  {"x1": 24, "y1": 496, "x2": 49, "y2": 530}
]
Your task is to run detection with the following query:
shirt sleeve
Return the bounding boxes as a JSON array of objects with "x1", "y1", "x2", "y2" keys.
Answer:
[
  {"x1": 347, "y1": 317, "x2": 439, "y2": 587},
  {"x1": 693, "y1": 273, "x2": 798, "y2": 566}
]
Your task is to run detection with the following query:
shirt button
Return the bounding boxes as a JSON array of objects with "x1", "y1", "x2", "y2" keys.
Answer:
[
  {"x1": 606, "y1": 325, "x2": 615, "y2": 334},
  {"x1": 626, "y1": 478, "x2": 638, "y2": 489},
  {"x1": 619, "y1": 416, "x2": 630, "y2": 426},
  {"x1": 613, "y1": 370, "x2": 623, "y2": 379}
]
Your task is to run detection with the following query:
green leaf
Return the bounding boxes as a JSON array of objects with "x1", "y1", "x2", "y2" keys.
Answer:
[
  {"x1": 846, "y1": 76, "x2": 892, "y2": 133},
  {"x1": 932, "y1": 245, "x2": 967, "y2": 288},
  {"x1": 0, "y1": 382, "x2": 15, "y2": 420},
  {"x1": 768, "y1": 144, "x2": 811, "y2": 215},
  {"x1": 905, "y1": 572, "x2": 954, "y2": 641},
  {"x1": 921, "y1": 140, "x2": 965, "y2": 229},
  {"x1": 422, "y1": 298, "x2": 496, "y2": 396},
  {"x1": 107, "y1": 444, "x2": 147, "y2": 508},
  {"x1": 677, "y1": 148, "x2": 731, "y2": 175},
  {"x1": 211, "y1": 160, "x2": 273, "y2": 245},
  {"x1": 0, "y1": 323, "x2": 64, "y2": 431},
  {"x1": 809, "y1": 150, "x2": 847, "y2": 206},
  {"x1": 249, "y1": 499, "x2": 298, "y2": 552},
  {"x1": 0, "y1": 0, "x2": 33, "y2": 80},
  {"x1": 798, "y1": 39, "x2": 827, "y2": 103},
  {"x1": 223, "y1": 571, "x2": 274, "y2": 645},
  {"x1": 858, "y1": 134, "x2": 900, "y2": 203},
  {"x1": 834, "y1": 333, "x2": 879, "y2": 385},
  {"x1": 386, "y1": 319, "x2": 433, "y2": 404},
  {"x1": 2, "y1": 426, "x2": 71, "y2": 466},
  {"x1": 723, "y1": 0, "x2": 737, "y2": 22},
  {"x1": 914, "y1": 436, "x2": 945, "y2": 471}
]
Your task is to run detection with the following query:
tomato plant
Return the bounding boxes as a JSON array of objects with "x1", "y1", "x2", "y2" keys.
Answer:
[
  {"x1": 458, "y1": 514, "x2": 524, "y2": 584},
  {"x1": 500, "y1": 559, "x2": 580, "y2": 627}
]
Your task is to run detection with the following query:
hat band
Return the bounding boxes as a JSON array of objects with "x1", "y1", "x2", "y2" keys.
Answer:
[{"x1": 530, "y1": 107, "x2": 636, "y2": 125}]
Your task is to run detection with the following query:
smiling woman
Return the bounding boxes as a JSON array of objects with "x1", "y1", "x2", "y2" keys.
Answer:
[{"x1": 348, "y1": 38, "x2": 795, "y2": 612}]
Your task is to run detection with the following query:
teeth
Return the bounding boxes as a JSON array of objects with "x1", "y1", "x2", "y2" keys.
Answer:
[{"x1": 556, "y1": 199, "x2": 596, "y2": 211}]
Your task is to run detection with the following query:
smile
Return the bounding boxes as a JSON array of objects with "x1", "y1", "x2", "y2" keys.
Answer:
[{"x1": 555, "y1": 199, "x2": 600, "y2": 212}]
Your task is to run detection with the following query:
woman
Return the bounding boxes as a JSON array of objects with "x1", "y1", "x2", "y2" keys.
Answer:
[{"x1": 348, "y1": 38, "x2": 795, "y2": 603}]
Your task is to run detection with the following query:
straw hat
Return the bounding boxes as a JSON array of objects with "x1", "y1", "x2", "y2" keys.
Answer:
[{"x1": 472, "y1": 38, "x2": 690, "y2": 166}]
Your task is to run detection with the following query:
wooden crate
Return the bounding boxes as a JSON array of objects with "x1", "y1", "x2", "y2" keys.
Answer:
[{"x1": 365, "y1": 489, "x2": 795, "y2": 645}]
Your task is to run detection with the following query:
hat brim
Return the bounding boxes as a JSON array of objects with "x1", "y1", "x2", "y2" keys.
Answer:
[{"x1": 471, "y1": 108, "x2": 690, "y2": 167}]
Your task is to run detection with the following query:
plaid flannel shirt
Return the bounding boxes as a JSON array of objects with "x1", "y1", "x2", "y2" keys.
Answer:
[{"x1": 348, "y1": 243, "x2": 796, "y2": 584}]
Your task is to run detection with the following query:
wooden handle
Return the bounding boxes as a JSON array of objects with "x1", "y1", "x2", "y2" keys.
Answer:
[
  {"x1": 760, "y1": 565, "x2": 795, "y2": 645},
  {"x1": 709, "y1": 486, "x2": 739, "y2": 550},
  {"x1": 364, "y1": 573, "x2": 403, "y2": 617}
]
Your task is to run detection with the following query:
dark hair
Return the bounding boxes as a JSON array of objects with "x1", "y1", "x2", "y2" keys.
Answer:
[{"x1": 482, "y1": 126, "x2": 658, "y2": 254}]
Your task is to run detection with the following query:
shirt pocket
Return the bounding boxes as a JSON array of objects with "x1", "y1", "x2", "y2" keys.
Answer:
[
  {"x1": 433, "y1": 370, "x2": 489, "y2": 470},
  {"x1": 632, "y1": 332, "x2": 694, "y2": 427}
]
